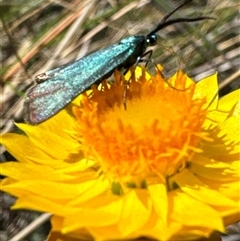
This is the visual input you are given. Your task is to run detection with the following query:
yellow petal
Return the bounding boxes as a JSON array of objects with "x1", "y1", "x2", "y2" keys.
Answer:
[
  {"x1": 0, "y1": 162, "x2": 52, "y2": 180},
  {"x1": 88, "y1": 225, "x2": 122, "y2": 241},
  {"x1": 146, "y1": 217, "x2": 182, "y2": 241},
  {"x1": 195, "y1": 73, "x2": 218, "y2": 110},
  {"x1": 63, "y1": 195, "x2": 123, "y2": 233},
  {"x1": 169, "y1": 190, "x2": 225, "y2": 232},
  {"x1": 1, "y1": 178, "x2": 101, "y2": 201},
  {"x1": 190, "y1": 155, "x2": 237, "y2": 181},
  {"x1": 172, "y1": 226, "x2": 215, "y2": 241},
  {"x1": 148, "y1": 183, "x2": 168, "y2": 224},
  {"x1": 0, "y1": 133, "x2": 49, "y2": 163},
  {"x1": 118, "y1": 189, "x2": 152, "y2": 236},
  {"x1": 67, "y1": 178, "x2": 110, "y2": 205},
  {"x1": 218, "y1": 89, "x2": 240, "y2": 111},
  {"x1": 16, "y1": 123, "x2": 78, "y2": 160},
  {"x1": 13, "y1": 194, "x2": 78, "y2": 215},
  {"x1": 173, "y1": 169, "x2": 237, "y2": 207},
  {"x1": 219, "y1": 115, "x2": 240, "y2": 147}
]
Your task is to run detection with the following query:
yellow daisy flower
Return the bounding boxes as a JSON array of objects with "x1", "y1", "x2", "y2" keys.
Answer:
[{"x1": 1, "y1": 66, "x2": 239, "y2": 241}]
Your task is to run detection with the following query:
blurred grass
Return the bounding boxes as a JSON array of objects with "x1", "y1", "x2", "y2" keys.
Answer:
[{"x1": 0, "y1": 0, "x2": 239, "y2": 240}]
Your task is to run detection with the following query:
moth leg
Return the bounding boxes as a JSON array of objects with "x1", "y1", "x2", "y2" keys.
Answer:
[
  {"x1": 138, "y1": 50, "x2": 153, "y2": 67},
  {"x1": 123, "y1": 66, "x2": 135, "y2": 110}
]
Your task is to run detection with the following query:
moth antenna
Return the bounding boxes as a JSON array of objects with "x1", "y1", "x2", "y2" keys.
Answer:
[{"x1": 148, "y1": 0, "x2": 215, "y2": 36}]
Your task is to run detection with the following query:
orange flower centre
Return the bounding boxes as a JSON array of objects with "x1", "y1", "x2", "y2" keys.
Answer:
[{"x1": 73, "y1": 68, "x2": 207, "y2": 185}]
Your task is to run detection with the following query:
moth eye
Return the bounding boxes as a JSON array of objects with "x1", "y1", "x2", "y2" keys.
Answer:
[{"x1": 146, "y1": 34, "x2": 157, "y2": 46}]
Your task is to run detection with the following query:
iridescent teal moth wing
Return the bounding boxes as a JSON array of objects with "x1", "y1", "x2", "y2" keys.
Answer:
[{"x1": 24, "y1": 36, "x2": 147, "y2": 124}]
